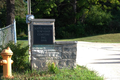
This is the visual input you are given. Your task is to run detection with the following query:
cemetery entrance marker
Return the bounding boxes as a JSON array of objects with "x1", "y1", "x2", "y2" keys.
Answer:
[
  {"x1": 30, "y1": 19, "x2": 77, "y2": 71},
  {"x1": 31, "y1": 19, "x2": 55, "y2": 45},
  {"x1": 33, "y1": 25, "x2": 53, "y2": 44}
]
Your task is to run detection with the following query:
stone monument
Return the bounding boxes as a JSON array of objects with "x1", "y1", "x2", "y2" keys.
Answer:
[{"x1": 30, "y1": 19, "x2": 78, "y2": 70}]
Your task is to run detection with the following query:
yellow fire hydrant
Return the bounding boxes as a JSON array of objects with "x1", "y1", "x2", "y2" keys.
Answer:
[{"x1": 0, "y1": 47, "x2": 14, "y2": 79}]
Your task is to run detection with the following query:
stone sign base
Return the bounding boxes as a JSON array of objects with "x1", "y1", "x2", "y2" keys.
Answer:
[{"x1": 31, "y1": 41, "x2": 78, "y2": 71}]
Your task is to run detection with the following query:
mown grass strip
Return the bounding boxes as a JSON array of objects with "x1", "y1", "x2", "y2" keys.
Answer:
[
  {"x1": 56, "y1": 33, "x2": 120, "y2": 43},
  {"x1": 18, "y1": 33, "x2": 120, "y2": 43}
]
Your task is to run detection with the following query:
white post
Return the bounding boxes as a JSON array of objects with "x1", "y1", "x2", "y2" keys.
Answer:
[
  {"x1": 13, "y1": 19, "x2": 17, "y2": 44},
  {"x1": 28, "y1": 24, "x2": 31, "y2": 61},
  {"x1": 27, "y1": 0, "x2": 31, "y2": 62}
]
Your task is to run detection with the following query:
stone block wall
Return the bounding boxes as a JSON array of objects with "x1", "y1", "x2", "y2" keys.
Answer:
[{"x1": 31, "y1": 41, "x2": 77, "y2": 70}]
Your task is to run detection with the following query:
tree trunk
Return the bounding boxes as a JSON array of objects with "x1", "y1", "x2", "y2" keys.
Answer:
[
  {"x1": 73, "y1": 0, "x2": 77, "y2": 23},
  {"x1": 6, "y1": 0, "x2": 15, "y2": 26}
]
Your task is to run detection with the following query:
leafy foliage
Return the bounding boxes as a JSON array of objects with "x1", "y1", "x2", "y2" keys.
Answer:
[
  {"x1": 47, "y1": 62, "x2": 59, "y2": 74},
  {"x1": 0, "y1": 0, "x2": 26, "y2": 27},
  {"x1": 15, "y1": 0, "x2": 27, "y2": 18},
  {"x1": 0, "y1": 41, "x2": 29, "y2": 71},
  {"x1": 32, "y1": 0, "x2": 57, "y2": 18},
  {"x1": 1, "y1": 0, "x2": 120, "y2": 38},
  {"x1": 85, "y1": 5, "x2": 112, "y2": 26},
  {"x1": 0, "y1": 0, "x2": 6, "y2": 28},
  {"x1": 56, "y1": 21, "x2": 91, "y2": 39}
]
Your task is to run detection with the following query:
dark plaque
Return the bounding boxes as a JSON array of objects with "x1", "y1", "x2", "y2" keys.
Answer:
[{"x1": 33, "y1": 25, "x2": 53, "y2": 45}]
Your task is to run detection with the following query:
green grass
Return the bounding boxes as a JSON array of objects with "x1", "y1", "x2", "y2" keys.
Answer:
[
  {"x1": 17, "y1": 40, "x2": 28, "y2": 46},
  {"x1": 1, "y1": 65, "x2": 103, "y2": 80},
  {"x1": 18, "y1": 33, "x2": 120, "y2": 43},
  {"x1": 57, "y1": 33, "x2": 120, "y2": 43},
  {"x1": 17, "y1": 36, "x2": 28, "y2": 40}
]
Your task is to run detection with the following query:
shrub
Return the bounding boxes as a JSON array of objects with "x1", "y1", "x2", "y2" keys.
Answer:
[
  {"x1": 47, "y1": 62, "x2": 59, "y2": 73},
  {"x1": 18, "y1": 32, "x2": 27, "y2": 37},
  {"x1": 0, "y1": 41, "x2": 29, "y2": 71}
]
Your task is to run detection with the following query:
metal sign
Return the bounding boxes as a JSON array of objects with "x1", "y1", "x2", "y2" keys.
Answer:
[{"x1": 33, "y1": 25, "x2": 53, "y2": 45}]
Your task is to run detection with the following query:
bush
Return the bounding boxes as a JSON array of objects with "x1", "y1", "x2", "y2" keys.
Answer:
[
  {"x1": 47, "y1": 62, "x2": 59, "y2": 73},
  {"x1": 18, "y1": 32, "x2": 27, "y2": 37},
  {"x1": 0, "y1": 41, "x2": 29, "y2": 71}
]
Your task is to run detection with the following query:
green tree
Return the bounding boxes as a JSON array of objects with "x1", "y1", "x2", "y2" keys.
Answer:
[
  {"x1": 0, "y1": 0, "x2": 6, "y2": 27},
  {"x1": 6, "y1": 0, "x2": 15, "y2": 26},
  {"x1": 85, "y1": 5, "x2": 112, "y2": 26},
  {"x1": 1, "y1": 0, "x2": 120, "y2": 38},
  {"x1": 76, "y1": 0, "x2": 120, "y2": 23},
  {"x1": 31, "y1": 0, "x2": 77, "y2": 26},
  {"x1": 15, "y1": 0, "x2": 27, "y2": 18},
  {"x1": 15, "y1": 0, "x2": 27, "y2": 36},
  {"x1": 84, "y1": 5, "x2": 112, "y2": 35},
  {"x1": 31, "y1": 0, "x2": 57, "y2": 18},
  {"x1": 75, "y1": 0, "x2": 120, "y2": 35},
  {"x1": 0, "y1": 0, "x2": 26, "y2": 27}
]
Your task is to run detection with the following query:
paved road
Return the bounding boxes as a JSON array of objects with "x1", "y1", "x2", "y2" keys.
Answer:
[{"x1": 76, "y1": 41, "x2": 120, "y2": 80}]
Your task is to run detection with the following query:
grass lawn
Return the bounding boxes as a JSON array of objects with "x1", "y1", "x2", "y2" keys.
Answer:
[
  {"x1": 17, "y1": 40, "x2": 28, "y2": 46},
  {"x1": 57, "y1": 33, "x2": 120, "y2": 43},
  {"x1": 18, "y1": 33, "x2": 120, "y2": 43},
  {"x1": 1, "y1": 65, "x2": 103, "y2": 80}
]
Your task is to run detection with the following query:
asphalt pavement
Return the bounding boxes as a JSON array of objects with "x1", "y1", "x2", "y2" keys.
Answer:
[{"x1": 76, "y1": 41, "x2": 120, "y2": 80}]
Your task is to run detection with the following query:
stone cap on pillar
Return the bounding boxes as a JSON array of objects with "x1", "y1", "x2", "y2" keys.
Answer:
[
  {"x1": 55, "y1": 41, "x2": 78, "y2": 44},
  {"x1": 31, "y1": 19, "x2": 55, "y2": 22}
]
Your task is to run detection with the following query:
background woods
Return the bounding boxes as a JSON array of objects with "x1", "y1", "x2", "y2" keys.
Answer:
[{"x1": 0, "y1": 0, "x2": 120, "y2": 39}]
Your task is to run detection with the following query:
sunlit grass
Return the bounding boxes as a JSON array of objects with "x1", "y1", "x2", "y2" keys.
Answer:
[
  {"x1": 56, "y1": 33, "x2": 120, "y2": 43},
  {"x1": 1, "y1": 65, "x2": 103, "y2": 80},
  {"x1": 18, "y1": 33, "x2": 120, "y2": 43}
]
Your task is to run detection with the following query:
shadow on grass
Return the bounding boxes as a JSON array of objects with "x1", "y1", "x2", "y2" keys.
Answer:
[
  {"x1": 91, "y1": 57, "x2": 120, "y2": 64},
  {"x1": 17, "y1": 36, "x2": 28, "y2": 40}
]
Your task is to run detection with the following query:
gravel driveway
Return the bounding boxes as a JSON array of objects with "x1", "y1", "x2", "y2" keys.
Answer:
[{"x1": 76, "y1": 41, "x2": 120, "y2": 80}]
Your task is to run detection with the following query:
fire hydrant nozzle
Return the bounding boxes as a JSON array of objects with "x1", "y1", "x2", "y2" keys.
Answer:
[
  {"x1": 0, "y1": 60, "x2": 7, "y2": 65},
  {"x1": 0, "y1": 47, "x2": 14, "y2": 79}
]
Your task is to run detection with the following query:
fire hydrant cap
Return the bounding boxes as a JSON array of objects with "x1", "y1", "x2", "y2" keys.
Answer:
[{"x1": 1, "y1": 47, "x2": 13, "y2": 55}]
